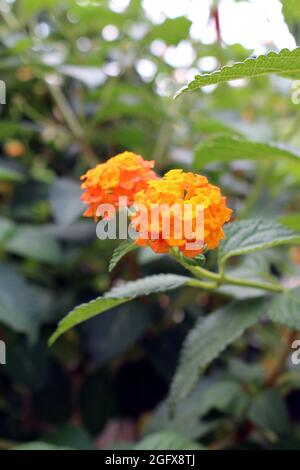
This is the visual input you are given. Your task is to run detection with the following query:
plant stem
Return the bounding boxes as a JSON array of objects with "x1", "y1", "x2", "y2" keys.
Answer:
[
  {"x1": 170, "y1": 248, "x2": 284, "y2": 294},
  {"x1": 222, "y1": 275, "x2": 284, "y2": 293},
  {"x1": 187, "y1": 278, "x2": 218, "y2": 290}
]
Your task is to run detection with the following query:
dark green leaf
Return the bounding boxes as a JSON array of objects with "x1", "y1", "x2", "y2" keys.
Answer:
[
  {"x1": 0, "y1": 263, "x2": 40, "y2": 342},
  {"x1": 219, "y1": 219, "x2": 300, "y2": 266},
  {"x1": 248, "y1": 390, "x2": 291, "y2": 435},
  {"x1": 6, "y1": 226, "x2": 63, "y2": 264},
  {"x1": 169, "y1": 298, "x2": 265, "y2": 408},
  {"x1": 49, "y1": 274, "x2": 193, "y2": 345},
  {"x1": 267, "y1": 287, "x2": 300, "y2": 329}
]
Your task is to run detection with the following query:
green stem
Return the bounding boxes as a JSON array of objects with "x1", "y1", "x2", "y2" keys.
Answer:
[
  {"x1": 222, "y1": 275, "x2": 284, "y2": 294},
  {"x1": 187, "y1": 279, "x2": 218, "y2": 290},
  {"x1": 170, "y1": 248, "x2": 284, "y2": 294},
  {"x1": 170, "y1": 249, "x2": 220, "y2": 281}
]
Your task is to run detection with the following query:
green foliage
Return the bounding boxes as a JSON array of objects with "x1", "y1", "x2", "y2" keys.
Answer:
[
  {"x1": 0, "y1": 164, "x2": 25, "y2": 182},
  {"x1": 248, "y1": 390, "x2": 291, "y2": 435},
  {"x1": 175, "y1": 48, "x2": 300, "y2": 97},
  {"x1": 13, "y1": 442, "x2": 72, "y2": 450},
  {"x1": 50, "y1": 178, "x2": 84, "y2": 226},
  {"x1": 49, "y1": 274, "x2": 193, "y2": 344},
  {"x1": 169, "y1": 298, "x2": 265, "y2": 408},
  {"x1": 0, "y1": 263, "x2": 40, "y2": 342},
  {"x1": 195, "y1": 136, "x2": 300, "y2": 169},
  {"x1": 219, "y1": 219, "x2": 300, "y2": 267},
  {"x1": 1, "y1": 0, "x2": 300, "y2": 452},
  {"x1": 267, "y1": 287, "x2": 300, "y2": 329},
  {"x1": 108, "y1": 240, "x2": 138, "y2": 272},
  {"x1": 135, "y1": 431, "x2": 203, "y2": 450},
  {"x1": 146, "y1": 17, "x2": 192, "y2": 45}
]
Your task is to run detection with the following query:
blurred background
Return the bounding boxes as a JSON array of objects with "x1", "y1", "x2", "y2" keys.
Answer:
[{"x1": 0, "y1": 0, "x2": 300, "y2": 450}]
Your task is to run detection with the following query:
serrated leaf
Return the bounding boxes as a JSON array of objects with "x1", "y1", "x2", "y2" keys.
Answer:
[
  {"x1": 134, "y1": 431, "x2": 203, "y2": 450},
  {"x1": 108, "y1": 240, "x2": 138, "y2": 272},
  {"x1": 49, "y1": 274, "x2": 193, "y2": 345},
  {"x1": 194, "y1": 136, "x2": 300, "y2": 169},
  {"x1": 105, "y1": 273, "x2": 193, "y2": 298},
  {"x1": 267, "y1": 287, "x2": 300, "y2": 329},
  {"x1": 169, "y1": 298, "x2": 265, "y2": 408},
  {"x1": 175, "y1": 47, "x2": 300, "y2": 97},
  {"x1": 219, "y1": 219, "x2": 300, "y2": 266},
  {"x1": 145, "y1": 378, "x2": 222, "y2": 440}
]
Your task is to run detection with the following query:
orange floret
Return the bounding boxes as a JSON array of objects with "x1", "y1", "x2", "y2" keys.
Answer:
[
  {"x1": 80, "y1": 151, "x2": 157, "y2": 219},
  {"x1": 131, "y1": 169, "x2": 232, "y2": 257}
]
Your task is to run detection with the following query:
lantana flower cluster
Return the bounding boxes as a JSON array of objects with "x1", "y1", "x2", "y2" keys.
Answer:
[
  {"x1": 81, "y1": 152, "x2": 232, "y2": 257},
  {"x1": 132, "y1": 169, "x2": 232, "y2": 257},
  {"x1": 80, "y1": 151, "x2": 156, "y2": 218}
]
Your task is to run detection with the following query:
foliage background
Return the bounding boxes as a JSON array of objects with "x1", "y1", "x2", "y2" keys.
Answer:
[{"x1": 0, "y1": 0, "x2": 300, "y2": 450}]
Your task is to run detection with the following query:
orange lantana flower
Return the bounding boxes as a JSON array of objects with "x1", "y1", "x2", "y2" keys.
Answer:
[
  {"x1": 131, "y1": 169, "x2": 232, "y2": 257},
  {"x1": 80, "y1": 151, "x2": 157, "y2": 218}
]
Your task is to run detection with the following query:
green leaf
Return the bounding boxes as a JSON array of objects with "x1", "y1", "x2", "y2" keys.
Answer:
[
  {"x1": 146, "y1": 17, "x2": 192, "y2": 45},
  {"x1": 248, "y1": 390, "x2": 291, "y2": 435},
  {"x1": 50, "y1": 177, "x2": 84, "y2": 226},
  {"x1": 49, "y1": 274, "x2": 193, "y2": 345},
  {"x1": 0, "y1": 164, "x2": 25, "y2": 182},
  {"x1": 281, "y1": 0, "x2": 300, "y2": 27},
  {"x1": 0, "y1": 263, "x2": 40, "y2": 342},
  {"x1": 13, "y1": 441, "x2": 72, "y2": 450},
  {"x1": 175, "y1": 47, "x2": 300, "y2": 97},
  {"x1": 194, "y1": 135, "x2": 300, "y2": 169},
  {"x1": 108, "y1": 240, "x2": 138, "y2": 272},
  {"x1": 49, "y1": 297, "x2": 128, "y2": 346},
  {"x1": 0, "y1": 121, "x2": 34, "y2": 139},
  {"x1": 145, "y1": 379, "x2": 223, "y2": 440},
  {"x1": 6, "y1": 226, "x2": 63, "y2": 264},
  {"x1": 0, "y1": 217, "x2": 14, "y2": 246},
  {"x1": 134, "y1": 431, "x2": 203, "y2": 450},
  {"x1": 82, "y1": 301, "x2": 151, "y2": 364},
  {"x1": 280, "y1": 213, "x2": 300, "y2": 231},
  {"x1": 267, "y1": 287, "x2": 300, "y2": 330},
  {"x1": 103, "y1": 273, "x2": 192, "y2": 298},
  {"x1": 219, "y1": 219, "x2": 300, "y2": 266},
  {"x1": 169, "y1": 298, "x2": 265, "y2": 408},
  {"x1": 18, "y1": 0, "x2": 71, "y2": 19}
]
